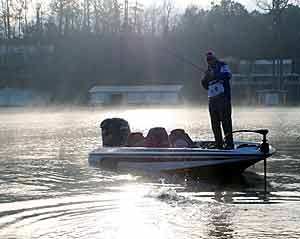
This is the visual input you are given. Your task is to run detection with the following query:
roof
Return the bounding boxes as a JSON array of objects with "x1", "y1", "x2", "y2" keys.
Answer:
[
  {"x1": 240, "y1": 59, "x2": 293, "y2": 65},
  {"x1": 89, "y1": 85, "x2": 183, "y2": 93},
  {"x1": 256, "y1": 89, "x2": 288, "y2": 93},
  {"x1": 0, "y1": 87, "x2": 33, "y2": 96}
]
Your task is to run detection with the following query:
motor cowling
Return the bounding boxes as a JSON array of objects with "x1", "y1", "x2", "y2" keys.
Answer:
[{"x1": 100, "y1": 118, "x2": 131, "y2": 147}]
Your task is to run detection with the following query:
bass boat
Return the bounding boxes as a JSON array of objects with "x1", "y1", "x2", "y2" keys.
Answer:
[{"x1": 89, "y1": 119, "x2": 274, "y2": 178}]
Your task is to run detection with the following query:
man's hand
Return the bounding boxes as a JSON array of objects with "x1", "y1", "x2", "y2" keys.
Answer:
[
  {"x1": 201, "y1": 72, "x2": 210, "y2": 90},
  {"x1": 206, "y1": 70, "x2": 214, "y2": 79}
]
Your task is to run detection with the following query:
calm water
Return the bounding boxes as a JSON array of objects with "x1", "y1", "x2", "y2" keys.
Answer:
[{"x1": 0, "y1": 107, "x2": 300, "y2": 239}]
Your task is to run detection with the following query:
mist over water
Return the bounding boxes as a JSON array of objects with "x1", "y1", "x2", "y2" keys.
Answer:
[{"x1": 0, "y1": 106, "x2": 300, "y2": 239}]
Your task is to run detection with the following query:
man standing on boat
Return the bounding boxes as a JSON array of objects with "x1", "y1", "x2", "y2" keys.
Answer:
[{"x1": 201, "y1": 51, "x2": 234, "y2": 150}]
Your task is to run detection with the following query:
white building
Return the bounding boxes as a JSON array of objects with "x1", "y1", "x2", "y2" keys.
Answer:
[{"x1": 89, "y1": 85, "x2": 183, "y2": 106}]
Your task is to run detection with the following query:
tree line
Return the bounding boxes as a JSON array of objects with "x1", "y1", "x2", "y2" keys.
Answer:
[
  {"x1": 0, "y1": 0, "x2": 179, "y2": 39},
  {"x1": 1, "y1": 0, "x2": 300, "y2": 103}
]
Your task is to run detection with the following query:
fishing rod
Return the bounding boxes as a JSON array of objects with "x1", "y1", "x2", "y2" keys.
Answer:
[{"x1": 161, "y1": 45, "x2": 207, "y2": 73}]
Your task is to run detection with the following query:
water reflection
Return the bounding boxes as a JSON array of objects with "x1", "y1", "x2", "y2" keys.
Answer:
[
  {"x1": 0, "y1": 107, "x2": 300, "y2": 238},
  {"x1": 207, "y1": 197, "x2": 234, "y2": 239}
]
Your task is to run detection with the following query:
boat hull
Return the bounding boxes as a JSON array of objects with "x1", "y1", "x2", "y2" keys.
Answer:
[{"x1": 88, "y1": 143, "x2": 274, "y2": 178}]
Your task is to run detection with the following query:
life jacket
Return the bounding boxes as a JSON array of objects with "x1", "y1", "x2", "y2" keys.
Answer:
[
  {"x1": 144, "y1": 127, "x2": 170, "y2": 148},
  {"x1": 169, "y1": 129, "x2": 194, "y2": 148},
  {"x1": 126, "y1": 132, "x2": 145, "y2": 147}
]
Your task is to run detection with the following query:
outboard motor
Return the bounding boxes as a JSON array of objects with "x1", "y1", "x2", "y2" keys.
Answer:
[{"x1": 100, "y1": 118, "x2": 131, "y2": 147}]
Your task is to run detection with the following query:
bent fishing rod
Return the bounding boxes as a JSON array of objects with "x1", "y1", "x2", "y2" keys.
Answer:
[{"x1": 161, "y1": 45, "x2": 207, "y2": 73}]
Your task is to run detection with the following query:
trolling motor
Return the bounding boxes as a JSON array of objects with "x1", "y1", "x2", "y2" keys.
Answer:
[
  {"x1": 230, "y1": 129, "x2": 270, "y2": 154},
  {"x1": 258, "y1": 130, "x2": 270, "y2": 154},
  {"x1": 230, "y1": 129, "x2": 270, "y2": 199}
]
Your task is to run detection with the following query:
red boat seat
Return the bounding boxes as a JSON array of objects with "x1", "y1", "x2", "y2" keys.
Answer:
[
  {"x1": 144, "y1": 127, "x2": 170, "y2": 148},
  {"x1": 126, "y1": 132, "x2": 145, "y2": 147},
  {"x1": 169, "y1": 129, "x2": 194, "y2": 148}
]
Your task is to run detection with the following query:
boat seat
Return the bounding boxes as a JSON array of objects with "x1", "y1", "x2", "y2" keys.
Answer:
[
  {"x1": 144, "y1": 127, "x2": 170, "y2": 148},
  {"x1": 169, "y1": 129, "x2": 194, "y2": 148},
  {"x1": 126, "y1": 132, "x2": 145, "y2": 147}
]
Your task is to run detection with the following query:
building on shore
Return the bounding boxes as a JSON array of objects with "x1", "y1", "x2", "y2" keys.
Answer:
[
  {"x1": 88, "y1": 85, "x2": 183, "y2": 106},
  {"x1": 231, "y1": 59, "x2": 300, "y2": 105},
  {"x1": 256, "y1": 89, "x2": 288, "y2": 106},
  {"x1": 0, "y1": 88, "x2": 50, "y2": 107}
]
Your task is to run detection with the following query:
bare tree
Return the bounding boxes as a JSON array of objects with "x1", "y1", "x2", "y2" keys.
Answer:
[
  {"x1": 24, "y1": 0, "x2": 27, "y2": 26},
  {"x1": 58, "y1": 0, "x2": 64, "y2": 34},
  {"x1": 21, "y1": 0, "x2": 31, "y2": 35},
  {"x1": 1, "y1": 0, "x2": 8, "y2": 39},
  {"x1": 36, "y1": 2, "x2": 41, "y2": 32},
  {"x1": 130, "y1": 0, "x2": 143, "y2": 33},
  {"x1": 6, "y1": 0, "x2": 11, "y2": 39},
  {"x1": 123, "y1": 0, "x2": 129, "y2": 31},
  {"x1": 111, "y1": 0, "x2": 121, "y2": 32},
  {"x1": 161, "y1": 0, "x2": 174, "y2": 33},
  {"x1": 143, "y1": 4, "x2": 159, "y2": 35},
  {"x1": 92, "y1": 0, "x2": 101, "y2": 33},
  {"x1": 257, "y1": 0, "x2": 290, "y2": 11},
  {"x1": 83, "y1": 0, "x2": 91, "y2": 31},
  {"x1": 50, "y1": 0, "x2": 81, "y2": 35},
  {"x1": 17, "y1": 5, "x2": 22, "y2": 37},
  {"x1": 2, "y1": 0, "x2": 26, "y2": 39}
]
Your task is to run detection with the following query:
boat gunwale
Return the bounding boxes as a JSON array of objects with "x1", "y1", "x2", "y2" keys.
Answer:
[{"x1": 89, "y1": 141, "x2": 275, "y2": 158}]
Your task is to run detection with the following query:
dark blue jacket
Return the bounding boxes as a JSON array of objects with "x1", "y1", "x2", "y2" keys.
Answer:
[{"x1": 202, "y1": 60, "x2": 232, "y2": 101}]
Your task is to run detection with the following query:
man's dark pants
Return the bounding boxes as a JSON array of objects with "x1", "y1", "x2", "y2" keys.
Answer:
[{"x1": 209, "y1": 94, "x2": 233, "y2": 149}]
